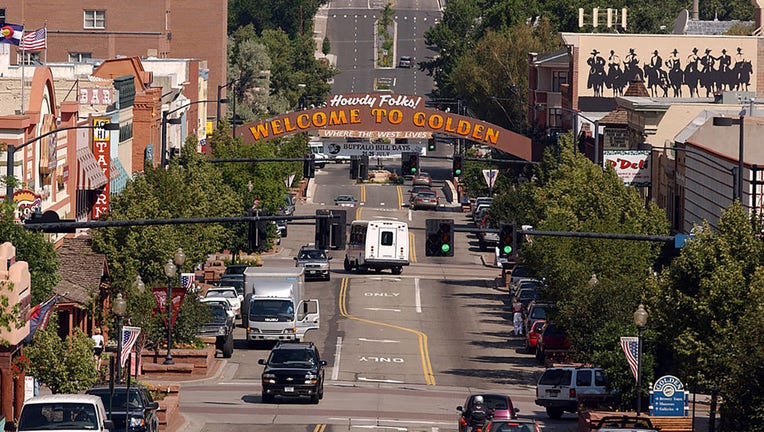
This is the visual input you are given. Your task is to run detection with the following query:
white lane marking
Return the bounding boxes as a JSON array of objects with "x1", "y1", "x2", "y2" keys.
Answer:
[
  {"x1": 331, "y1": 336, "x2": 342, "y2": 381},
  {"x1": 328, "y1": 418, "x2": 452, "y2": 427},
  {"x1": 365, "y1": 307, "x2": 401, "y2": 312},
  {"x1": 415, "y1": 277, "x2": 422, "y2": 313},
  {"x1": 408, "y1": 209, "x2": 412, "y2": 221},
  {"x1": 357, "y1": 377, "x2": 404, "y2": 383},
  {"x1": 358, "y1": 337, "x2": 400, "y2": 343}
]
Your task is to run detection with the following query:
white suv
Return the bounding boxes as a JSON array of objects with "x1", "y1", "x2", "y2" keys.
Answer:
[
  {"x1": 205, "y1": 286, "x2": 243, "y2": 318},
  {"x1": 535, "y1": 366, "x2": 611, "y2": 419}
]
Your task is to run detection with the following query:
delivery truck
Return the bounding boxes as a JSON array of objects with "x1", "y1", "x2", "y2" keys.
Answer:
[{"x1": 243, "y1": 266, "x2": 320, "y2": 346}]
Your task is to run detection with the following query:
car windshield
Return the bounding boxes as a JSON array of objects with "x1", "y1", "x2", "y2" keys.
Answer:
[
  {"x1": 480, "y1": 395, "x2": 509, "y2": 411},
  {"x1": 207, "y1": 290, "x2": 236, "y2": 298},
  {"x1": 87, "y1": 388, "x2": 144, "y2": 409},
  {"x1": 19, "y1": 403, "x2": 100, "y2": 431},
  {"x1": 299, "y1": 250, "x2": 326, "y2": 260},
  {"x1": 488, "y1": 422, "x2": 534, "y2": 432},
  {"x1": 268, "y1": 349, "x2": 316, "y2": 367},
  {"x1": 206, "y1": 305, "x2": 228, "y2": 322},
  {"x1": 336, "y1": 195, "x2": 354, "y2": 202},
  {"x1": 417, "y1": 192, "x2": 436, "y2": 199}
]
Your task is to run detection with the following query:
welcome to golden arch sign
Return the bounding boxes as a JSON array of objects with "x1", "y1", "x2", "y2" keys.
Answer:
[{"x1": 242, "y1": 93, "x2": 532, "y2": 161}]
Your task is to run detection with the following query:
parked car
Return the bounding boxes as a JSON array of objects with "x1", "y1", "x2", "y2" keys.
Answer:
[
  {"x1": 294, "y1": 246, "x2": 332, "y2": 281},
  {"x1": 525, "y1": 319, "x2": 546, "y2": 354},
  {"x1": 258, "y1": 341, "x2": 327, "y2": 404},
  {"x1": 85, "y1": 385, "x2": 160, "y2": 432},
  {"x1": 204, "y1": 286, "x2": 242, "y2": 318},
  {"x1": 198, "y1": 298, "x2": 235, "y2": 358},
  {"x1": 535, "y1": 366, "x2": 612, "y2": 419},
  {"x1": 516, "y1": 287, "x2": 542, "y2": 310},
  {"x1": 223, "y1": 264, "x2": 249, "y2": 275},
  {"x1": 456, "y1": 393, "x2": 518, "y2": 432},
  {"x1": 512, "y1": 278, "x2": 545, "y2": 299},
  {"x1": 536, "y1": 322, "x2": 570, "y2": 364},
  {"x1": 334, "y1": 194, "x2": 358, "y2": 207},
  {"x1": 412, "y1": 171, "x2": 432, "y2": 186},
  {"x1": 18, "y1": 394, "x2": 114, "y2": 432},
  {"x1": 398, "y1": 56, "x2": 413, "y2": 68},
  {"x1": 524, "y1": 303, "x2": 556, "y2": 335},
  {"x1": 478, "y1": 219, "x2": 500, "y2": 251},
  {"x1": 483, "y1": 418, "x2": 542, "y2": 432},
  {"x1": 280, "y1": 194, "x2": 296, "y2": 216},
  {"x1": 411, "y1": 191, "x2": 439, "y2": 210}
]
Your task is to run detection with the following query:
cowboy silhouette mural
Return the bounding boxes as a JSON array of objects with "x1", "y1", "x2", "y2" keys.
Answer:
[{"x1": 583, "y1": 46, "x2": 755, "y2": 99}]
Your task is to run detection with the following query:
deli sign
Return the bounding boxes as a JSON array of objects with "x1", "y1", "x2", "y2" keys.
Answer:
[
  {"x1": 244, "y1": 93, "x2": 532, "y2": 161},
  {"x1": 603, "y1": 150, "x2": 651, "y2": 187}
]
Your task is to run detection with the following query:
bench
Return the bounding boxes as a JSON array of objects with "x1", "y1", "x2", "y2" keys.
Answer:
[{"x1": 578, "y1": 410, "x2": 693, "y2": 432}]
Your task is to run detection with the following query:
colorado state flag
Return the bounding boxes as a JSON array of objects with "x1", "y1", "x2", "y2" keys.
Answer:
[{"x1": 0, "y1": 23, "x2": 23, "y2": 45}]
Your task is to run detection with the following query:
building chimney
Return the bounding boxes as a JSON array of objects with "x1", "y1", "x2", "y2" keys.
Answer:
[
  {"x1": 753, "y1": 0, "x2": 764, "y2": 31},
  {"x1": 692, "y1": 0, "x2": 699, "y2": 20}
]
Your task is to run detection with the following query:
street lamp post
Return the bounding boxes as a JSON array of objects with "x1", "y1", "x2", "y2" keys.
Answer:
[
  {"x1": 112, "y1": 293, "x2": 127, "y2": 382},
  {"x1": 5, "y1": 122, "x2": 120, "y2": 203},
  {"x1": 633, "y1": 303, "x2": 648, "y2": 415},
  {"x1": 162, "y1": 259, "x2": 176, "y2": 365},
  {"x1": 162, "y1": 248, "x2": 186, "y2": 365},
  {"x1": 161, "y1": 99, "x2": 225, "y2": 168},
  {"x1": 712, "y1": 114, "x2": 745, "y2": 203}
]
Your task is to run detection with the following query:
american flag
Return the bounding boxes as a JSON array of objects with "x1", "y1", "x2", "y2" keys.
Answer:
[
  {"x1": 120, "y1": 326, "x2": 141, "y2": 368},
  {"x1": 20, "y1": 27, "x2": 46, "y2": 52},
  {"x1": 620, "y1": 336, "x2": 640, "y2": 382},
  {"x1": 180, "y1": 273, "x2": 195, "y2": 291}
]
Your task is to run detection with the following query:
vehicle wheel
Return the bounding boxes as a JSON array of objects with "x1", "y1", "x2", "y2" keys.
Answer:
[
  {"x1": 222, "y1": 334, "x2": 234, "y2": 358},
  {"x1": 546, "y1": 406, "x2": 564, "y2": 419},
  {"x1": 392, "y1": 266, "x2": 402, "y2": 275},
  {"x1": 262, "y1": 392, "x2": 273, "y2": 403},
  {"x1": 310, "y1": 393, "x2": 320, "y2": 404},
  {"x1": 344, "y1": 258, "x2": 352, "y2": 272},
  {"x1": 325, "y1": 273, "x2": 331, "y2": 282}
]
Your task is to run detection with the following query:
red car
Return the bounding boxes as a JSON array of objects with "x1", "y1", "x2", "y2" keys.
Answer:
[
  {"x1": 525, "y1": 319, "x2": 546, "y2": 354},
  {"x1": 536, "y1": 322, "x2": 571, "y2": 364}
]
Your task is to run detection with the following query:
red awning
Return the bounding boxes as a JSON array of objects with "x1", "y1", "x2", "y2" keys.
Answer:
[{"x1": 76, "y1": 146, "x2": 107, "y2": 190}]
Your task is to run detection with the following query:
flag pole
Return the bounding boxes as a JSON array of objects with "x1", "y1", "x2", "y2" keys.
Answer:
[
  {"x1": 20, "y1": 25, "x2": 24, "y2": 114},
  {"x1": 43, "y1": 22, "x2": 47, "y2": 65}
]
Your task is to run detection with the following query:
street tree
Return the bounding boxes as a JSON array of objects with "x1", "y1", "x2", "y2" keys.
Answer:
[
  {"x1": 25, "y1": 316, "x2": 99, "y2": 394},
  {"x1": 651, "y1": 202, "x2": 764, "y2": 431},
  {"x1": 493, "y1": 139, "x2": 669, "y2": 408}
]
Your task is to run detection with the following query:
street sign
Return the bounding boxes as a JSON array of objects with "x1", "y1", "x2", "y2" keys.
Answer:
[
  {"x1": 649, "y1": 375, "x2": 689, "y2": 416},
  {"x1": 482, "y1": 169, "x2": 498, "y2": 189}
]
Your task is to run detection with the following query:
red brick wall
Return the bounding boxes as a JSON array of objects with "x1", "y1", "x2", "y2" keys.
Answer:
[{"x1": 7, "y1": 0, "x2": 226, "y2": 119}]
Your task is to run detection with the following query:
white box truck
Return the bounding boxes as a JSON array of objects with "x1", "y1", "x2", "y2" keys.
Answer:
[{"x1": 243, "y1": 266, "x2": 320, "y2": 346}]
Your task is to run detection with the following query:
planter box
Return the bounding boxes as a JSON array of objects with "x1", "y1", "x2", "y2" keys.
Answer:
[{"x1": 140, "y1": 344, "x2": 214, "y2": 376}]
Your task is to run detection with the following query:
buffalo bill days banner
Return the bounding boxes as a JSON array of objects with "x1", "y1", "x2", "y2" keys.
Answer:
[{"x1": 243, "y1": 93, "x2": 532, "y2": 161}]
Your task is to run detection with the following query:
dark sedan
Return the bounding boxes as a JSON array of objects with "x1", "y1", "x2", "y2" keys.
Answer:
[{"x1": 86, "y1": 385, "x2": 159, "y2": 432}]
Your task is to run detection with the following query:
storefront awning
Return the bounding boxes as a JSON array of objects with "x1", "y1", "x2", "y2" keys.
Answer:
[
  {"x1": 109, "y1": 158, "x2": 130, "y2": 195},
  {"x1": 76, "y1": 146, "x2": 107, "y2": 190}
]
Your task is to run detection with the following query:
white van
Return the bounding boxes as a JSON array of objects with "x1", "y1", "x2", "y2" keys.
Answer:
[{"x1": 344, "y1": 220, "x2": 409, "y2": 274}]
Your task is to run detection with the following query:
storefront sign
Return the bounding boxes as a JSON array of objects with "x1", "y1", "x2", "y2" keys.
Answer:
[
  {"x1": 91, "y1": 117, "x2": 112, "y2": 219},
  {"x1": 603, "y1": 150, "x2": 651, "y2": 186},
  {"x1": 79, "y1": 87, "x2": 115, "y2": 106},
  {"x1": 650, "y1": 375, "x2": 688, "y2": 416},
  {"x1": 244, "y1": 93, "x2": 532, "y2": 161},
  {"x1": 14, "y1": 190, "x2": 42, "y2": 221}
]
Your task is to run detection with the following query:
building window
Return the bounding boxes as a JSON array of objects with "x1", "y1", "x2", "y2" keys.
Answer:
[
  {"x1": 17, "y1": 52, "x2": 42, "y2": 65},
  {"x1": 84, "y1": 10, "x2": 105, "y2": 29},
  {"x1": 549, "y1": 108, "x2": 563, "y2": 128},
  {"x1": 0, "y1": 9, "x2": 7, "y2": 24},
  {"x1": 68, "y1": 52, "x2": 92, "y2": 63},
  {"x1": 552, "y1": 71, "x2": 568, "y2": 92}
]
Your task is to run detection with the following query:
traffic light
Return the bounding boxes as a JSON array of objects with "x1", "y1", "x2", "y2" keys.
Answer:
[
  {"x1": 315, "y1": 209, "x2": 331, "y2": 250},
  {"x1": 350, "y1": 156, "x2": 359, "y2": 179},
  {"x1": 499, "y1": 223, "x2": 517, "y2": 259},
  {"x1": 452, "y1": 155, "x2": 463, "y2": 177},
  {"x1": 330, "y1": 210, "x2": 347, "y2": 250},
  {"x1": 409, "y1": 153, "x2": 419, "y2": 174},
  {"x1": 428, "y1": 139, "x2": 436, "y2": 152},
  {"x1": 359, "y1": 155, "x2": 369, "y2": 180},
  {"x1": 247, "y1": 209, "x2": 268, "y2": 252},
  {"x1": 425, "y1": 219, "x2": 455, "y2": 257},
  {"x1": 303, "y1": 154, "x2": 315, "y2": 178}
]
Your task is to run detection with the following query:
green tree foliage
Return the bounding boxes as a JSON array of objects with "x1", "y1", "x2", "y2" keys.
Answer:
[
  {"x1": 228, "y1": 0, "x2": 326, "y2": 39},
  {"x1": 227, "y1": 29, "x2": 273, "y2": 122},
  {"x1": 651, "y1": 203, "x2": 764, "y2": 429},
  {"x1": 91, "y1": 138, "x2": 240, "y2": 345},
  {"x1": 0, "y1": 203, "x2": 59, "y2": 305},
  {"x1": 322, "y1": 36, "x2": 331, "y2": 55},
  {"x1": 25, "y1": 316, "x2": 99, "y2": 394},
  {"x1": 493, "y1": 140, "x2": 669, "y2": 408}
]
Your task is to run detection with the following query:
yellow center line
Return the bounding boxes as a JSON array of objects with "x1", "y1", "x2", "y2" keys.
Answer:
[
  {"x1": 312, "y1": 424, "x2": 326, "y2": 432},
  {"x1": 397, "y1": 186, "x2": 403, "y2": 210},
  {"x1": 339, "y1": 278, "x2": 435, "y2": 385},
  {"x1": 355, "y1": 206, "x2": 362, "y2": 220},
  {"x1": 409, "y1": 231, "x2": 417, "y2": 263},
  {"x1": 360, "y1": 185, "x2": 366, "y2": 202}
]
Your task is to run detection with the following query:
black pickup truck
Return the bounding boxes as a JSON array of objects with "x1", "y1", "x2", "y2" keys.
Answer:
[
  {"x1": 85, "y1": 385, "x2": 159, "y2": 432},
  {"x1": 199, "y1": 299, "x2": 235, "y2": 358}
]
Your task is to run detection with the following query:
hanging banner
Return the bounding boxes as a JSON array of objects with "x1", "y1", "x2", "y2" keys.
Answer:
[
  {"x1": 91, "y1": 117, "x2": 112, "y2": 219},
  {"x1": 151, "y1": 287, "x2": 187, "y2": 327}
]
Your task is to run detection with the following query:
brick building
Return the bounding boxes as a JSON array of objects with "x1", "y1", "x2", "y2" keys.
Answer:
[{"x1": 0, "y1": 0, "x2": 226, "y2": 120}]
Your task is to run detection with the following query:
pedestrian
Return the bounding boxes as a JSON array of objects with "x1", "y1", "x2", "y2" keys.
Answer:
[
  {"x1": 512, "y1": 297, "x2": 524, "y2": 336},
  {"x1": 91, "y1": 327, "x2": 104, "y2": 368}
]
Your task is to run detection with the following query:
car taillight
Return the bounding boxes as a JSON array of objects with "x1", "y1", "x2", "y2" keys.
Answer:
[
  {"x1": 569, "y1": 388, "x2": 576, "y2": 398},
  {"x1": 460, "y1": 418, "x2": 467, "y2": 426}
]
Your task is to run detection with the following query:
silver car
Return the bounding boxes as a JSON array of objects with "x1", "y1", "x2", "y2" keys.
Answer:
[{"x1": 294, "y1": 247, "x2": 332, "y2": 281}]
